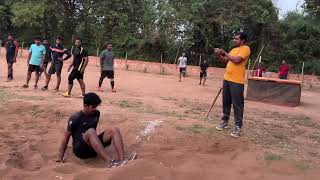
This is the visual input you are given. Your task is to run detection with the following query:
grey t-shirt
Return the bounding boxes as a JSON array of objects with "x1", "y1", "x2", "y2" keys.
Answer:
[{"x1": 100, "y1": 50, "x2": 115, "y2": 71}]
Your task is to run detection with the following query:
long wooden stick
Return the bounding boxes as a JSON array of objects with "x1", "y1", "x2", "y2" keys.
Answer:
[
  {"x1": 206, "y1": 88, "x2": 222, "y2": 118},
  {"x1": 251, "y1": 45, "x2": 265, "y2": 70}
]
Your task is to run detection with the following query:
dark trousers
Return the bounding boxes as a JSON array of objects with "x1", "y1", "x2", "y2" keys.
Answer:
[{"x1": 222, "y1": 80, "x2": 244, "y2": 128}]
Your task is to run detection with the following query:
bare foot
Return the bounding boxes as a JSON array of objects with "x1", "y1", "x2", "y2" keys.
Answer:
[{"x1": 98, "y1": 87, "x2": 104, "y2": 92}]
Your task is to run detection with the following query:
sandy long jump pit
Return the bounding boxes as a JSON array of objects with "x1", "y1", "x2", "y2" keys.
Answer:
[{"x1": 0, "y1": 54, "x2": 319, "y2": 179}]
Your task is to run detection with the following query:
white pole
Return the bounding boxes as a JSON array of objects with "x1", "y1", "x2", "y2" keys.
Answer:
[
  {"x1": 21, "y1": 42, "x2": 24, "y2": 57},
  {"x1": 199, "y1": 55, "x2": 202, "y2": 66},
  {"x1": 301, "y1": 61, "x2": 305, "y2": 84},
  {"x1": 247, "y1": 58, "x2": 251, "y2": 79},
  {"x1": 96, "y1": 48, "x2": 99, "y2": 67},
  {"x1": 125, "y1": 51, "x2": 128, "y2": 70},
  {"x1": 160, "y1": 54, "x2": 163, "y2": 74}
]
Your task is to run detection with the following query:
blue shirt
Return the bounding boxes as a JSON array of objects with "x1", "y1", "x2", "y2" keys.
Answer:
[{"x1": 29, "y1": 44, "x2": 46, "y2": 66}]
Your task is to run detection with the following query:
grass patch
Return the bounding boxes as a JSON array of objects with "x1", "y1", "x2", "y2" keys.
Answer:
[
  {"x1": 112, "y1": 99, "x2": 143, "y2": 109},
  {"x1": 189, "y1": 124, "x2": 207, "y2": 134},
  {"x1": 176, "y1": 124, "x2": 217, "y2": 135},
  {"x1": 265, "y1": 153, "x2": 283, "y2": 161},
  {"x1": 30, "y1": 106, "x2": 46, "y2": 117}
]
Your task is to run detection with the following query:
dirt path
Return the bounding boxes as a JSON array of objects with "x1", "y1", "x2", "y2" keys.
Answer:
[{"x1": 0, "y1": 55, "x2": 319, "y2": 180}]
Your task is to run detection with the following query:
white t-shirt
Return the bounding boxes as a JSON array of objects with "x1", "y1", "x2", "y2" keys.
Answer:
[{"x1": 178, "y1": 57, "x2": 187, "y2": 68}]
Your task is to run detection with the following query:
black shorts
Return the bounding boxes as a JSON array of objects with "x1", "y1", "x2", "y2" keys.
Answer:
[
  {"x1": 28, "y1": 64, "x2": 41, "y2": 72},
  {"x1": 73, "y1": 132, "x2": 112, "y2": 159},
  {"x1": 49, "y1": 62, "x2": 63, "y2": 75},
  {"x1": 101, "y1": 70, "x2": 114, "y2": 79},
  {"x1": 68, "y1": 69, "x2": 84, "y2": 82},
  {"x1": 200, "y1": 71, "x2": 207, "y2": 78},
  {"x1": 180, "y1": 67, "x2": 186, "y2": 73}
]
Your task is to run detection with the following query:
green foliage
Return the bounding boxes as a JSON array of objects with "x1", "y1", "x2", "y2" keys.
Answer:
[{"x1": 0, "y1": 0, "x2": 319, "y2": 75}]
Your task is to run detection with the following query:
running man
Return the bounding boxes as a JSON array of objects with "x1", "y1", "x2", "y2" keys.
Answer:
[
  {"x1": 98, "y1": 42, "x2": 116, "y2": 93},
  {"x1": 61, "y1": 37, "x2": 89, "y2": 97},
  {"x1": 214, "y1": 32, "x2": 251, "y2": 138},
  {"x1": 5, "y1": 35, "x2": 18, "y2": 81},
  {"x1": 199, "y1": 60, "x2": 209, "y2": 86},
  {"x1": 57, "y1": 93, "x2": 130, "y2": 167},
  {"x1": 39, "y1": 39, "x2": 52, "y2": 78},
  {"x1": 42, "y1": 36, "x2": 71, "y2": 91},
  {"x1": 176, "y1": 52, "x2": 187, "y2": 82},
  {"x1": 22, "y1": 37, "x2": 46, "y2": 89}
]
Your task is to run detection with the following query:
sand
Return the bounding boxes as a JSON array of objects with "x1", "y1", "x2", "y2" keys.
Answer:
[{"x1": 0, "y1": 52, "x2": 319, "y2": 180}]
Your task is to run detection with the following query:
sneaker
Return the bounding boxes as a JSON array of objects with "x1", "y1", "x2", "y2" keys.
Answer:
[
  {"x1": 41, "y1": 86, "x2": 48, "y2": 91},
  {"x1": 230, "y1": 126, "x2": 241, "y2": 138},
  {"x1": 216, "y1": 121, "x2": 229, "y2": 131},
  {"x1": 22, "y1": 84, "x2": 28, "y2": 88},
  {"x1": 61, "y1": 92, "x2": 71, "y2": 98},
  {"x1": 112, "y1": 89, "x2": 116, "y2": 93}
]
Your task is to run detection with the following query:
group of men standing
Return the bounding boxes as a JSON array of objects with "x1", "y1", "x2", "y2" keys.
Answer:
[{"x1": 3, "y1": 35, "x2": 117, "y2": 97}]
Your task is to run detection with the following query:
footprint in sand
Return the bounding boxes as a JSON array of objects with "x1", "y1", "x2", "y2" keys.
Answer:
[
  {"x1": 5, "y1": 152, "x2": 24, "y2": 169},
  {"x1": 54, "y1": 163, "x2": 83, "y2": 174},
  {"x1": 5, "y1": 151, "x2": 44, "y2": 171}
]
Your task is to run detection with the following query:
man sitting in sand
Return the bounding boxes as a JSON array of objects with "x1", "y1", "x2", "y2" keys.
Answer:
[{"x1": 57, "y1": 93, "x2": 134, "y2": 167}]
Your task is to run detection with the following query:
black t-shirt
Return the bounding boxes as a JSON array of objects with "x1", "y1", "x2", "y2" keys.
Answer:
[
  {"x1": 5, "y1": 41, "x2": 16, "y2": 57},
  {"x1": 67, "y1": 111, "x2": 100, "y2": 147},
  {"x1": 72, "y1": 46, "x2": 88, "y2": 71},
  {"x1": 51, "y1": 44, "x2": 71, "y2": 64},
  {"x1": 43, "y1": 44, "x2": 52, "y2": 61},
  {"x1": 200, "y1": 62, "x2": 209, "y2": 72}
]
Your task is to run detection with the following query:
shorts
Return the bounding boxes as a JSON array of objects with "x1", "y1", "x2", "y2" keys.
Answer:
[
  {"x1": 101, "y1": 70, "x2": 114, "y2": 79},
  {"x1": 73, "y1": 132, "x2": 112, "y2": 159},
  {"x1": 180, "y1": 67, "x2": 186, "y2": 73},
  {"x1": 49, "y1": 62, "x2": 63, "y2": 75},
  {"x1": 200, "y1": 71, "x2": 207, "y2": 78},
  {"x1": 68, "y1": 69, "x2": 84, "y2": 83},
  {"x1": 28, "y1": 64, "x2": 41, "y2": 72}
]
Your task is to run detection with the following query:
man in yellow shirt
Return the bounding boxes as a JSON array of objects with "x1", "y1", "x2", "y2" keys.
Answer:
[{"x1": 214, "y1": 32, "x2": 251, "y2": 137}]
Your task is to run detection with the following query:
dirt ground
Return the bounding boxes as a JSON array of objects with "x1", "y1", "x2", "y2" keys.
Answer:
[{"x1": 0, "y1": 53, "x2": 319, "y2": 180}]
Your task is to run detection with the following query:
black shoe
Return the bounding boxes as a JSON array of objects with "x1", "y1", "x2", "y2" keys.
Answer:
[
  {"x1": 216, "y1": 121, "x2": 229, "y2": 131},
  {"x1": 230, "y1": 126, "x2": 241, "y2": 138}
]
